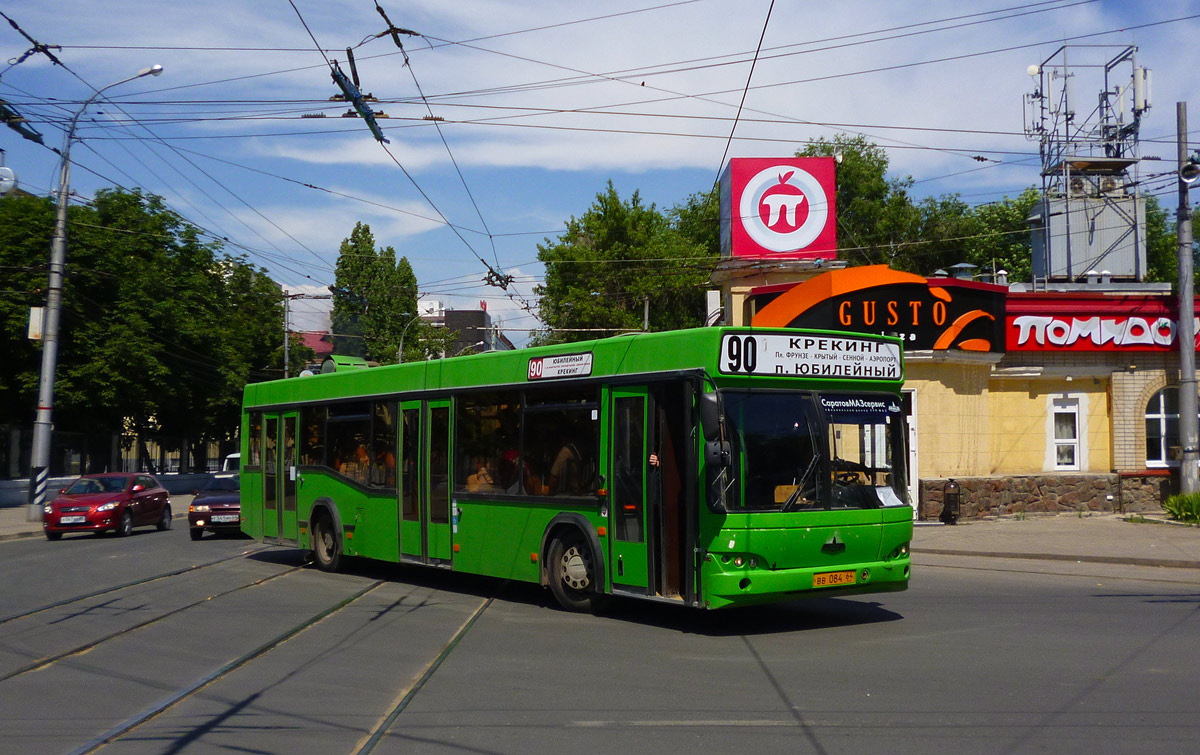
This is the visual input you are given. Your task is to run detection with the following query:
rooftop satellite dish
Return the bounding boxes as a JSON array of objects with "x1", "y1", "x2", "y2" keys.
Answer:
[
  {"x1": 0, "y1": 166, "x2": 16, "y2": 195},
  {"x1": 1027, "y1": 64, "x2": 1040, "y2": 76}
]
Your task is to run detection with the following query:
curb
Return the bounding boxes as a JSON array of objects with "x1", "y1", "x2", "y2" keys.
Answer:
[
  {"x1": 0, "y1": 511, "x2": 190, "y2": 544},
  {"x1": 914, "y1": 547, "x2": 1200, "y2": 570}
]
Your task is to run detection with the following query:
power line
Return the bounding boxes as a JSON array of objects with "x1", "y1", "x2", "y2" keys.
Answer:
[{"x1": 712, "y1": 0, "x2": 774, "y2": 189}]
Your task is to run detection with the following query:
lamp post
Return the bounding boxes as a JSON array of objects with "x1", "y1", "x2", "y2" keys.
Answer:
[
  {"x1": 25, "y1": 64, "x2": 164, "y2": 521},
  {"x1": 397, "y1": 313, "x2": 421, "y2": 364},
  {"x1": 453, "y1": 340, "x2": 487, "y2": 357},
  {"x1": 1177, "y1": 101, "x2": 1199, "y2": 495}
]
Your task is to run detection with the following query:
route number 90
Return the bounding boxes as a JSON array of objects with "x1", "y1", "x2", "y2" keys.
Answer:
[{"x1": 723, "y1": 335, "x2": 758, "y2": 373}]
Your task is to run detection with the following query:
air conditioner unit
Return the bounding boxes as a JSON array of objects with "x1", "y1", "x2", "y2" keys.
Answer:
[
  {"x1": 1100, "y1": 176, "x2": 1121, "y2": 193},
  {"x1": 1069, "y1": 176, "x2": 1087, "y2": 195}
]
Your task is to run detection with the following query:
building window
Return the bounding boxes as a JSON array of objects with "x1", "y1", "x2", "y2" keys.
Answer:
[
  {"x1": 1052, "y1": 398, "x2": 1079, "y2": 470},
  {"x1": 1144, "y1": 387, "x2": 1200, "y2": 468}
]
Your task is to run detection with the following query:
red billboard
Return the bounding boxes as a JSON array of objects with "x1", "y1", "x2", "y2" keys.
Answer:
[
  {"x1": 1006, "y1": 293, "x2": 1200, "y2": 352},
  {"x1": 720, "y1": 157, "x2": 837, "y2": 260}
]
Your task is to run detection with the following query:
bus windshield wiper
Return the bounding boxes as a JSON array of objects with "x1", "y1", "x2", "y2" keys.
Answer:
[{"x1": 781, "y1": 455, "x2": 819, "y2": 512}]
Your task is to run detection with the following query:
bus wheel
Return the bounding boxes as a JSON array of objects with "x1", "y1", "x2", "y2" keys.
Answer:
[
  {"x1": 548, "y1": 534, "x2": 598, "y2": 612},
  {"x1": 312, "y1": 513, "x2": 342, "y2": 572}
]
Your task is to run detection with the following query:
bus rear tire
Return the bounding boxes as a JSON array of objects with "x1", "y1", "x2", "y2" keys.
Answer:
[
  {"x1": 312, "y1": 512, "x2": 342, "y2": 572},
  {"x1": 548, "y1": 533, "x2": 602, "y2": 612}
]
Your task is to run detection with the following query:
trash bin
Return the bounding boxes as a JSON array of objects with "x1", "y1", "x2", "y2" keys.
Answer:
[{"x1": 940, "y1": 479, "x2": 960, "y2": 525}]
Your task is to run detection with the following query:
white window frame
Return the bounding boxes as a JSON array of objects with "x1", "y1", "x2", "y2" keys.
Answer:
[
  {"x1": 1144, "y1": 387, "x2": 1200, "y2": 469},
  {"x1": 1045, "y1": 393, "x2": 1087, "y2": 472}
]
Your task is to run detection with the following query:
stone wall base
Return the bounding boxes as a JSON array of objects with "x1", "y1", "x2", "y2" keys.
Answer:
[{"x1": 918, "y1": 472, "x2": 1175, "y2": 521}]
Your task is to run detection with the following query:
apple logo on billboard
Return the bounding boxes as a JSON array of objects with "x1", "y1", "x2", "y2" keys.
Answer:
[{"x1": 739, "y1": 165, "x2": 829, "y2": 253}]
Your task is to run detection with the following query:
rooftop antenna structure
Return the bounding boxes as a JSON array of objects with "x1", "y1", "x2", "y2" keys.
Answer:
[{"x1": 1023, "y1": 45, "x2": 1151, "y2": 285}]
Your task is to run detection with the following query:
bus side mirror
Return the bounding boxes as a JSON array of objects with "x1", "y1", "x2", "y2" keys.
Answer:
[
  {"x1": 699, "y1": 392, "x2": 721, "y2": 442},
  {"x1": 704, "y1": 440, "x2": 730, "y2": 468}
]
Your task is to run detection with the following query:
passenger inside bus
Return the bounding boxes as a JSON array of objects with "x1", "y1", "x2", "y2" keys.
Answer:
[
  {"x1": 466, "y1": 457, "x2": 499, "y2": 492},
  {"x1": 546, "y1": 433, "x2": 583, "y2": 495}
]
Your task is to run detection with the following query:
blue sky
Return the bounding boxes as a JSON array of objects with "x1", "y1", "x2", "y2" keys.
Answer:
[{"x1": 2, "y1": 0, "x2": 1198, "y2": 340}]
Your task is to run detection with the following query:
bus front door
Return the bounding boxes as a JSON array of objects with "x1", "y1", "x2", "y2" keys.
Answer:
[{"x1": 610, "y1": 389, "x2": 651, "y2": 590}]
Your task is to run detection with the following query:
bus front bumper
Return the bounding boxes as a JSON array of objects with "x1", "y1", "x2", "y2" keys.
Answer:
[{"x1": 701, "y1": 557, "x2": 911, "y2": 610}]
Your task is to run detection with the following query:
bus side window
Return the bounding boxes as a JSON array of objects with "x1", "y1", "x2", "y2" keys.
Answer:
[
  {"x1": 247, "y1": 412, "x2": 262, "y2": 467},
  {"x1": 454, "y1": 392, "x2": 520, "y2": 494},
  {"x1": 371, "y1": 401, "x2": 397, "y2": 488},
  {"x1": 301, "y1": 406, "x2": 325, "y2": 465}
]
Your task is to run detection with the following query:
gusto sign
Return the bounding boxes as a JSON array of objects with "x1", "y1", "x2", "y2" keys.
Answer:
[{"x1": 720, "y1": 157, "x2": 837, "y2": 259}]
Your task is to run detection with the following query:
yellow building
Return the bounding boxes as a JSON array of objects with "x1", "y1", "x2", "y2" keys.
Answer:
[{"x1": 715, "y1": 260, "x2": 1193, "y2": 519}]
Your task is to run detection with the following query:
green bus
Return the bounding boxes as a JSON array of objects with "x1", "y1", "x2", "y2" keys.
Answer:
[{"x1": 239, "y1": 327, "x2": 911, "y2": 611}]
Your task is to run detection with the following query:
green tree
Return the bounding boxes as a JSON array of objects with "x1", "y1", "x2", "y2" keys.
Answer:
[
  {"x1": 330, "y1": 222, "x2": 451, "y2": 363},
  {"x1": 535, "y1": 181, "x2": 716, "y2": 343},
  {"x1": 0, "y1": 194, "x2": 54, "y2": 428},
  {"x1": 0, "y1": 188, "x2": 289, "y2": 471},
  {"x1": 1144, "y1": 195, "x2": 1185, "y2": 286},
  {"x1": 960, "y1": 188, "x2": 1041, "y2": 282},
  {"x1": 797, "y1": 135, "x2": 922, "y2": 267}
]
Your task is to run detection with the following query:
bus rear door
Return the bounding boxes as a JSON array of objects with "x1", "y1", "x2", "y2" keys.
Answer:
[
  {"x1": 261, "y1": 412, "x2": 299, "y2": 545},
  {"x1": 263, "y1": 416, "x2": 278, "y2": 541},
  {"x1": 426, "y1": 400, "x2": 452, "y2": 563},
  {"x1": 279, "y1": 411, "x2": 299, "y2": 544}
]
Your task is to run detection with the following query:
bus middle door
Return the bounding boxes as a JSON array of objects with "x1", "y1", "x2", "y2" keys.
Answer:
[{"x1": 609, "y1": 388, "x2": 652, "y2": 590}]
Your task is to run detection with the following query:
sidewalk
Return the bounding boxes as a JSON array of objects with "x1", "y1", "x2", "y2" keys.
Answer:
[
  {"x1": 913, "y1": 512, "x2": 1200, "y2": 569},
  {"x1": 0, "y1": 496, "x2": 194, "y2": 542},
  {"x1": 5, "y1": 502, "x2": 1199, "y2": 569}
]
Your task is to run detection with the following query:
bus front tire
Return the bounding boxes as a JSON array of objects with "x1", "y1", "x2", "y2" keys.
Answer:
[
  {"x1": 548, "y1": 534, "x2": 601, "y2": 612},
  {"x1": 312, "y1": 513, "x2": 342, "y2": 572}
]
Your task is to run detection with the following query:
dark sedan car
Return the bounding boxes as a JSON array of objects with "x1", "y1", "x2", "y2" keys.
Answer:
[
  {"x1": 188, "y1": 474, "x2": 241, "y2": 540},
  {"x1": 43, "y1": 473, "x2": 172, "y2": 540}
]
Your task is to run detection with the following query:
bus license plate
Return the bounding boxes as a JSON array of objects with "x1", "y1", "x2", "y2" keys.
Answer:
[
  {"x1": 813, "y1": 570, "x2": 856, "y2": 588},
  {"x1": 60, "y1": 515, "x2": 86, "y2": 524}
]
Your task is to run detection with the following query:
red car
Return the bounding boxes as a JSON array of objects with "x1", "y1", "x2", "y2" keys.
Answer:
[{"x1": 42, "y1": 473, "x2": 172, "y2": 540}]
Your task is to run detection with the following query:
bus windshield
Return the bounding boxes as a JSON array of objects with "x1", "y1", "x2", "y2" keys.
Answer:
[{"x1": 723, "y1": 391, "x2": 907, "y2": 512}]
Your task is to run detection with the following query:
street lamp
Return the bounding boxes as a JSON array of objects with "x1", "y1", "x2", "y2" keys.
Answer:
[
  {"x1": 25, "y1": 64, "x2": 164, "y2": 521},
  {"x1": 454, "y1": 340, "x2": 487, "y2": 357},
  {"x1": 397, "y1": 314, "x2": 422, "y2": 364}
]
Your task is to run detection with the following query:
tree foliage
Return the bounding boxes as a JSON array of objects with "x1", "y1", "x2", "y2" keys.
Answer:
[
  {"x1": 535, "y1": 181, "x2": 717, "y2": 343},
  {"x1": 0, "y1": 189, "x2": 286, "y2": 470},
  {"x1": 329, "y1": 222, "x2": 452, "y2": 363}
]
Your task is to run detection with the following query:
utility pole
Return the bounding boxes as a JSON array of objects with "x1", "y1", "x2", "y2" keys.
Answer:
[
  {"x1": 1177, "y1": 102, "x2": 1198, "y2": 495},
  {"x1": 26, "y1": 65, "x2": 163, "y2": 522},
  {"x1": 283, "y1": 295, "x2": 291, "y2": 379}
]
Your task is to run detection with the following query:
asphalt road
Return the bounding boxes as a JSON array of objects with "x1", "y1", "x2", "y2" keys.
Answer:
[{"x1": 1, "y1": 528, "x2": 1198, "y2": 754}]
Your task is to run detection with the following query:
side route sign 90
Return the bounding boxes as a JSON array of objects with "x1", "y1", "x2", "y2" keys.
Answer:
[{"x1": 718, "y1": 333, "x2": 901, "y2": 380}]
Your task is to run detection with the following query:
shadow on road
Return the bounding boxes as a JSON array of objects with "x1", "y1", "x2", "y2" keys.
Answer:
[{"x1": 241, "y1": 549, "x2": 905, "y2": 634}]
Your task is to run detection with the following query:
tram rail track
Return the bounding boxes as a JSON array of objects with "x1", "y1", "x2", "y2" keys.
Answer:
[
  {"x1": 0, "y1": 560, "x2": 307, "y2": 683},
  {"x1": 0, "y1": 545, "x2": 273, "y2": 627},
  {"x1": 354, "y1": 595, "x2": 495, "y2": 754},
  {"x1": 67, "y1": 579, "x2": 385, "y2": 755}
]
